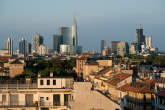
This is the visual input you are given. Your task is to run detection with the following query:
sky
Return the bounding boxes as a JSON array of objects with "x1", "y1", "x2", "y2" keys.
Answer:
[{"x1": 0, "y1": 0, "x2": 165, "y2": 51}]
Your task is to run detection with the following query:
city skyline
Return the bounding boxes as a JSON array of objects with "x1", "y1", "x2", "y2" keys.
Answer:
[{"x1": 0, "y1": 0, "x2": 165, "y2": 51}]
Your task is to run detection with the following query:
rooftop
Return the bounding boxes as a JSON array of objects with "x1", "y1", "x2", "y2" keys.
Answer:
[
  {"x1": 105, "y1": 73, "x2": 131, "y2": 86},
  {"x1": 118, "y1": 83, "x2": 154, "y2": 93}
]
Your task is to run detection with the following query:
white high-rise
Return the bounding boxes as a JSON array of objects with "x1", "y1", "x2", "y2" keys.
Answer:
[
  {"x1": 145, "y1": 36, "x2": 152, "y2": 49},
  {"x1": 5, "y1": 38, "x2": 13, "y2": 55}
]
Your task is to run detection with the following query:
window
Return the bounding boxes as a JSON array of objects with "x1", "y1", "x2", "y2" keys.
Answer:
[
  {"x1": 53, "y1": 80, "x2": 56, "y2": 85},
  {"x1": 46, "y1": 97, "x2": 49, "y2": 100},
  {"x1": 47, "y1": 80, "x2": 50, "y2": 85},
  {"x1": 40, "y1": 80, "x2": 44, "y2": 85}
]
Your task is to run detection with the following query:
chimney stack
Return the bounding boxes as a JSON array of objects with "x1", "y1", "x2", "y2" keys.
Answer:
[
  {"x1": 50, "y1": 72, "x2": 53, "y2": 77},
  {"x1": 38, "y1": 73, "x2": 41, "y2": 78}
]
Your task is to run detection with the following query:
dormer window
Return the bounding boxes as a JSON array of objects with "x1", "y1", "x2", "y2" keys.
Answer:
[
  {"x1": 47, "y1": 80, "x2": 50, "y2": 85},
  {"x1": 40, "y1": 80, "x2": 44, "y2": 85}
]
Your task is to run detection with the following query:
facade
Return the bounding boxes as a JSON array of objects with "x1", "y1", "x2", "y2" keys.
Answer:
[
  {"x1": 118, "y1": 80, "x2": 157, "y2": 110},
  {"x1": 145, "y1": 36, "x2": 152, "y2": 49},
  {"x1": 8, "y1": 59, "x2": 24, "y2": 78},
  {"x1": 129, "y1": 43, "x2": 138, "y2": 55},
  {"x1": 0, "y1": 49, "x2": 9, "y2": 56},
  {"x1": 33, "y1": 35, "x2": 44, "y2": 53},
  {"x1": 19, "y1": 38, "x2": 27, "y2": 56},
  {"x1": 53, "y1": 34, "x2": 60, "y2": 53},
  {"x1": 101, "y1": 40, "x2": 106, "y2": 53},
  {"x1": 155, "y1": 81, "x2": 165, "y2": 110},
  {"x1": 59, "y1": 18, "x2": 78, "y2": 54},
  {"x1": 26, "y1": 42, "x2": 32, "y2": 55},
  {"x1": 76, "y1": 57, "x2": 88, "y2": 80},
  {"x1": 83, "y1": 62, "x2": 99, "y2": 80},
  {"x1": 103, "y1": 73, "x2": 132, "y2": 101},
  {"x1": 136, "y1": 25, "x2": 145, "y2": 51},
  {"x1": 0, "y1": 74, "x2": 74, "y2": 110},
  {"x1": 117, "y1": 42, "x2": 129, "y2": 57},
  {"x1": 38, "y1": 44, "x2": 48, "y2": 56},
  {"x1": 136, "y1": 25, "x2": 145, "y2": 45},
  {"x1": 5, "y1": 38, "x2": 13, "y2": 55},
  {"x1": 60, "y1": 44, "x2": 75, "y2": 55},
  {"x1": 111, "y1": 41, "x2": 120, "y2": 55}
]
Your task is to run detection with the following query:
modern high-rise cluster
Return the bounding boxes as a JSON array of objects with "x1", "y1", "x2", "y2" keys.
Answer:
[
  {"x1": 100, "y1": 25, "x2": 158, "y2": 57},
  {"x1": 3, "y1": 17, "x2": 81, "y2": 57},
  {"x1": 53, "y1": 17, "x2": 82, "y2": 54}
]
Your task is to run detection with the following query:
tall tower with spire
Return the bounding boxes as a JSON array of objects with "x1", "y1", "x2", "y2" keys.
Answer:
[{"x1": 72, "y1": 16, "x2": 78, "y2": 47}]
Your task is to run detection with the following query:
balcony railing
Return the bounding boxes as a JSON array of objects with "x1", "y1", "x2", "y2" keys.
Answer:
[{"x1": 0, "y1": 83, "x2": 37, "y2": 89}]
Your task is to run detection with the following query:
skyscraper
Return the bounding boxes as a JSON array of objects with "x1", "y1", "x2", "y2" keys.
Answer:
[
  {"x1": 111, "y1": 41, "x2": 120, "y2": 54},
  {"x1": 33, "y1": 35, "x2": 44, "y2": 53},
  {"x1": 145, "y1": 36, "x2": 152, "y2": 49},
  {"x1": 117, "y1": 42, "x2": 129, "y2": 57},
  {"x1": 101, "y1": 40, "x2": 106, "y2": 53},
  {"x1": 53, "y1": 34, "x2": 60, "y2": 53},
  {"x1": 59, "y1": 17, "x2": 78, "y2": 54},
  {"x1": 19, "y1": 38, "x2": 26, "y2": 56},
  {"x1": 136, "y1": 25, "x2": 145, "y2": 45},
  {"x1": 26, "y1": 42, "x2": 32, "y2": 55},
  {"x1": 5, "y1": 38, "x2": 13, "y2": 55}
]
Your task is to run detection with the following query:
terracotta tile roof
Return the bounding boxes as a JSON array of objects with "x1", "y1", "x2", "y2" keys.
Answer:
[
  {"x1": 105, "y1": 73, "x2": 131, "y2": 86},
  {"x1": 88, "y1": 62, "x2": 99, "y2": 65},
  {"x1": 9, "y1": 59, "x2": 23, "y2": 64},
  {"x1": 138, "y1": 79, "x2": 158, "y2": 85},
  {"x1": 98, "y1": 68, "x2": 112, "y2": 75},
  {"x1": 118, "y1": 83, "x2": 154, "y2": 93}
]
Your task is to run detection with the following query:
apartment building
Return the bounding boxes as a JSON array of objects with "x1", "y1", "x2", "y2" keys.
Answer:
[{"x1": 0, "y1": 73, "x2": 74, "y2": 110}]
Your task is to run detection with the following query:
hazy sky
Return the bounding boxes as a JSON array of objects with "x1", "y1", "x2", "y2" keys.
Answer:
[{"x1": 0, "y1": 0, "x2": 165, "y2": 51}]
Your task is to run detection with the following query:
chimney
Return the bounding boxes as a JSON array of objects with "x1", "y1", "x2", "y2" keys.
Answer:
[
  {"x1": 38, "y1": 73, "x2": 41, "y2": 78},
  {"x1": 50, "y1": 72, "x2": 53, "y2": 77}
]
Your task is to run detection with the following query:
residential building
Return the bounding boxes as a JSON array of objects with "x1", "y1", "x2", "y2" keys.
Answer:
[
  {"x1": 83, "y1": 62, "x2": 99, "y2": 80},
  {"x1": 8, "y1": 59, "x2": 24, "y2": 78},
  {"x1": 0, "y1": 73, "x2": 74, "y2": 110},
  {"x1": 155, "y1": 80, "x2": 165, "y2": 110},
  {"x1": 76, "y1": 57, "x2": 88, "y2": 80},
  {"x1": 118, "y1": 79, "x2": 157, "y2": 110},
  {"x1": 103, "y1": 73, "x2": 132, "y2": 101}
]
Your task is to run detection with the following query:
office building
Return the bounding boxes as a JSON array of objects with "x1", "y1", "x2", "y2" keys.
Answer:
[
  {"x1": 19, "y1": 38, "x2": 27, "y2": 56},
  {"x1": 33, "y1": 35, "x2": 44, "y2": 53},
  {"x1": 136, "y1": 24, "x2": 145, "y2": 45},
  {"x1": 129, "y1": 43, "x2": 138, "y2": 55},
  {"x1": 145, "y1": 36, "x2": 152, "y2": 49},
  {"x1": 53, "y1": 34, "x2": 60, "y2": 53},
  {"x1": 60, "y1": 17, "x2": 78, "y2": 54},
  {"x1": 60, "y1": 44, "x2": 75, "y2": 55},
  {"x1": 117, "y1": 42, "x2": 129, "y2": 57},
  {"x1": 101, "y1": 40, "x2": 106, "y2": 53},
  {"x1": 26, "y1": 42, "x2": 32, "y2": 55},
  {"x1": 38, "y1": 44, "x2": 48, "y2": 56},
  {"x1": 5, "y1": 38, "x2": 13, "y2": 55},
  {"x1": 111, "y1": 41, "x2": 120, "y2": 55}
]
